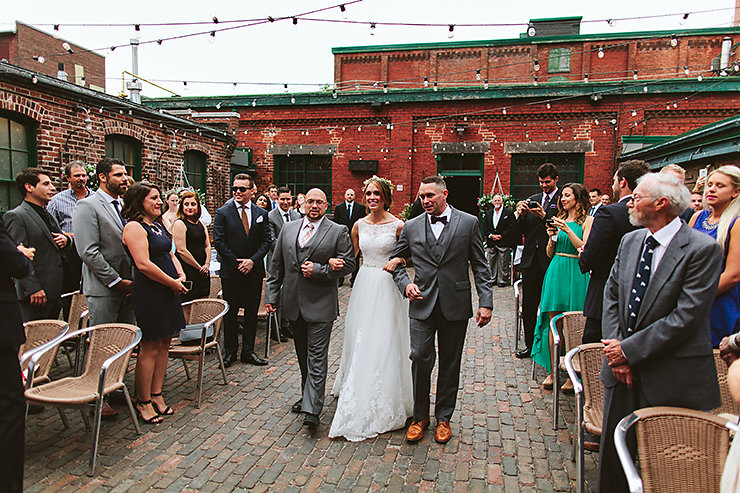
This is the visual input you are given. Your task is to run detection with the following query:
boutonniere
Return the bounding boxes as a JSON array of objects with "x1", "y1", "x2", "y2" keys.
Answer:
[{"x1": 256, "y1": 215, "x2": 264, "y2": 223}]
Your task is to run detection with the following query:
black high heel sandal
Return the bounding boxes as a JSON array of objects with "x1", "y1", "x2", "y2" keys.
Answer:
[
  {"x1": 135, "y1": 400, "x2": 164, "y2": 424},
  {"x1": 150, "y1": 392, "x2": 174, "y2": 416}
]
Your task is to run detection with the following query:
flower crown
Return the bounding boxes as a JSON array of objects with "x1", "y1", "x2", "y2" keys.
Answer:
[{"x1": 362, "y1": 175, "x2": 394, "y2": 193}]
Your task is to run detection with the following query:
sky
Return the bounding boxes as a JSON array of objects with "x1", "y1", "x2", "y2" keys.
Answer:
[{"x1": 2, "y1": 0, "x2": 738, "y2": 98}]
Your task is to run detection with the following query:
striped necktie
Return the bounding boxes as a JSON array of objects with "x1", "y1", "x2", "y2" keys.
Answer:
[{"x1": 299, "y1": 223, "x2": 315, "y2": 248}]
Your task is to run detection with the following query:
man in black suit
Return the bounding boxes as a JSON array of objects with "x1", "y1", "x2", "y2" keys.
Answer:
[
  {"x1": 0, "y1": 216, "x2": 33, "y2": 493},
  {"x1": 483, "y1": 194, "x2": 518, "y2": 287},
  {"x1": 579, "y1": 160, "x2": 648, "y2": 344},
  {"x1": 5, "y1": 168, "x2": 73, "y2": 321},
  {"x1": 514, "y1": 163, "x2": 560, "y2": 359},
  {"x1": 333, "y1": 188, "x2": 365, "y2": 286},
  {"x1": 213, "y1": 173, "x2": 272, "y2": 367}
]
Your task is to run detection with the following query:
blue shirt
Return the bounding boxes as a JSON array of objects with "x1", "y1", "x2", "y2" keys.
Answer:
[{"x1": 47, "y1": 187, "x2": 91, "y2": 233}]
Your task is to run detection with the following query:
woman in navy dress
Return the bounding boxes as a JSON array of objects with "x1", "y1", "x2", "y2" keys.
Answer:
[
  {"x1": 689, "y1": 165, "x2": 740, "y2": 347},
  {"x1": 122, "y1": 182, "x2": 188, "y2": 424}
]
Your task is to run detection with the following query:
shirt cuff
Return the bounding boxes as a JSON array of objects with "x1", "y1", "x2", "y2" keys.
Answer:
[{"x1": 107, "y1": 277, "x2": 122, "y2": 288}]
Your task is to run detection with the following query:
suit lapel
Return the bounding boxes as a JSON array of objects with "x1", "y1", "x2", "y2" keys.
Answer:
[
  {"x1": 20, "y1": 201, "x2": 55, "y2": 246},
  {"x1": 634, "y1": 226, "x2": 688, "y2": 329},
  {"x1": 436, "y1": 206, "x2": 461, "y2": 262},
  {"x1": 96, "y1": 192, "x2": 124, "y2": 233},
  {"x1": 304, "y1": 218, "x2": 331, "y2": 260},
  {"x1": 419, "y1": 216, "x2": 437, "y2": 261}
]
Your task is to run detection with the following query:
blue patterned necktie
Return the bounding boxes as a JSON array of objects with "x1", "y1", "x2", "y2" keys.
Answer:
[
  {"x1": 112, "y1": 200, "x2": 125, "y2": 226},
  {"x1": 627, "y1": 235, "x2": 659, "y2": 335}
]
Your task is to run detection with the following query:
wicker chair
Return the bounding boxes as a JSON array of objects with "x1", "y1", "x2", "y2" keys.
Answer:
[
  {"x1": 61, "y1": 290, "x2": 89, "y2": 375},
  {"x1": 168, "y1": 298, "x2": 229, "y2": 408},
  {"x1": 550, "y1": 311, "x2": 586, "y2": 429},
  {"x1": 712, "y1": 349, "x2": 740, "y2": 416},
  {"x1": 209, "y1": 275, "x2": 222, "y2": 299},
  {"x1": 24, "y1": 324, "x2": 142, "y2": 476},
  {"x1": 19, "y1": 320, "x2": 69, "y2": 388},
  {"x1": 615, "y1": 406, "x2": 735, "y2": 493},
  {"x1": 513, "y1": 279, "x2": 523, "y2": 352},
  {"x1": 565, "y1": 343, "x2": 606, "y2": 493},
  {"x1": 257, "y1": 279, "x2": 281, "y2": 358}
]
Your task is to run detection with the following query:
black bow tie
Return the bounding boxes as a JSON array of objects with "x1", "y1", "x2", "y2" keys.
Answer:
[{"x1": 431, "y1": 215, "x2": 448, "y2": 225}]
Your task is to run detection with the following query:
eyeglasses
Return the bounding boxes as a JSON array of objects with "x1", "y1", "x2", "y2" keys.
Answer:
[
  {"x1": 629, "y1": 194, "x2": 656, "y2": 203},
  {"x1": 231, "y1": 186, "x2": 249, "y2": 193},
  {"x1": 305, "y1": 199, "x2": 326, "y2": 206}
]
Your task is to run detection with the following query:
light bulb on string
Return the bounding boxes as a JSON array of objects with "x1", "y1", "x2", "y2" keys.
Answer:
[
  {"x1": 484, "y1": 79, "x2": 489, "y2": 89},
  {"x1": 502, "y1": 108, "x2": 507, "y2": 115},
  {"x1": 631, "y1": 110, "x2": 637, "y2": 117},
  {"x1": 339, "y1": 4, "x2": 347, "y2": 19},
  {"x1": 369, "y1": 22, "x2": 376, "y2": 36},
  {"x1": 251, "y1": 99, "x2": 256, "y2": 107},
  {"x1": 698, "y1": 74, "x2": 703, "y2": 82},
  {"x1": 332, "y1": 89, "x2": 337, "y2": 99},
  {"x1": 583, "y1": 73, "x2": 589, "y2": 83},
  {"x1": 433, "y1": 81, "x2": 438, "y2": 92},
  {"x1": 598, "y1": 47, "x2": 604, "y2": 58},
  {"x1": 633, "y1": 70, "x2": 638, "y2": 80},
  {"x1": 31, "y1": 75, "x2": 37, "y2": 84},
  {"x1": 533, "y1": 59, "x2": 540, "y2": 72},
  {"x1": 546, "y1": 103, "x2": 551, "y2": 110},
  {"x1": 684, "y1": 66, "x2": 690, "y2": 75},
  {"x1": 448, "y1": 25, "x2": 455, "y2": 39},
  {"x1": 533, "y1": 76, "x2": 538, "y2": 86},
  {"x1": 292, "y1": 17, "x2": 298, "y2": 31},
  {"x1": 673, "y1": 102, "x2": 678, "y2": 108},
  {"x1": 134, "y1": 24, "x2": 141, "y2": 40},
  {"x1": 670, "y1": 35, "x2": 678, "y2": 47},
  {"x1": 383, "y1": 83, "x2": 388, "y2": 94},
  {"x1": 594, "y1": 118, "x2": 599, "y2": 125},
  {"x1": 680, "y1": 13, "x2": 689, "y2": 25},
  {"x1": 475, "y1": 69, "x2": 481, "y2": 81},
  {"x1": 208, "y1": 31, "x2": 216, "y2": 44},
  {"x1": 423, "y1": 76, "x2": 429, "y2": 87},
  {"x1": 607, "y1": 19, "x2": 615, "y2": 28},
  {"x1": 643, "y1": 85, "x2": 648, "y2": 93},
  {"x1": 33, "y1": 56, "x2": 45, "y2": 64}
]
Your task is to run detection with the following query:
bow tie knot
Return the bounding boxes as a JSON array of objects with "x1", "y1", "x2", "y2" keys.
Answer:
[{"x1": 431, "y1": 215, "x2": 448, "y2": 225}]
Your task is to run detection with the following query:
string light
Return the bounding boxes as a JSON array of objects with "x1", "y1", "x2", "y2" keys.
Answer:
[
  {"x1": 252, "y1": 99, "x2": 257, "y2": 107},
  {"x1": 633, "y1": 70, "x2": 638, "y2": 80},
  {"x1": 475, "y1": 69, "x2": 481, "y2": 81},
  {"x1": 383, "y1": 83, "x2": 388, "y2": 93},
  {"x1": 433, "y1": 81, "x2": 438, "y2": 92},
  {"x1": 369, "y1": 22, "x2": 376, "y2": 35},
  {"x1": 423, "y1": 76, "x2": 429, "y2": 87},
  {"x1": 448, "y1": 25, "x2": 455, "y2": 39},
  {"x1": 670, "y1": 34, "x2": 678, "y2": 47},
  {"x1": 598, "y1": 47, "x2": 604, "y2": 58},
  {"x1": 684, "y1": 66, "x2": 690, "y2": 75},
  {"x1": 33, "y1": 56, "x2": 45, "y2": 63},
  {"x1": 697, "y1": 74, "x2": 703, "y2": 81},
  {"x1": 484, "y1": 79, "x2": 489, "y2": 89},
  {"x1": 534, "y1": 59, "x2": 540, "y2": 72},
  {"x1": 584, "y1": 73, "x2": 589, "y2": 83}
]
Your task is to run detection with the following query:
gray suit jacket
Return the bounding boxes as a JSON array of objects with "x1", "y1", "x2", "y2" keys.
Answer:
[
  {"x1": 392, "y1": 206, "x2": 493, "y2": 321},
  {"x1": 601, "y1": 223, "x2": 722, "y2": 410},
  {"x1": 72, "y1": 191, "x2": 133, "y2": 297},
  {"x1": 266, "y1": 207, "x2": 301, "y2": 268},
  {"x1": 265, "y1": 218, "x2": 355, "y2": 323},
  {"x1": 5, "y1": 201, "x2": 71, "y2": 301}
]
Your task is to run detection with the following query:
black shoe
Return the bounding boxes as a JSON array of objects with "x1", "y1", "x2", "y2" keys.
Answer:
[
  {"x1": 515, "y1": 348, "x2": 531, "y2": 359},
  {"x1": 281, "y1": 327, "x2": 294, "y2": 339},
  {"x1": 303, "y1": 412, "x2": 319, "y2": 428},
  {"x1": 271, "y1": 330, "x2": 288, "y2": 343},
  {"x1": 241, "y1": 352, "x2": 268, "y2": 366},
  {"x1": 291, "y1": 399, "x2": 302, "y2": 413},
  {"x1": 223, "y1": 353, "x2": 237, "y2": 368}
]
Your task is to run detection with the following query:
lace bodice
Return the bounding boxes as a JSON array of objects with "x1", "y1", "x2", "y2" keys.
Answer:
[{"x1": 357, "y1": 219, "x2": 401, "y2": 268}]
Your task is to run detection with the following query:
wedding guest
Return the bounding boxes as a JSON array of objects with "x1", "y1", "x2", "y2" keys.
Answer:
[
  {"x1": 267, "y1": 184, "x2": 279, "y2": 210},
  {"x1": 690, "y1": 191, "x2": 705, "y2": 212},
  {"x1": 483, "y1": 194, "x2": 517, "y2": 287},
  {"x1": 294, "y1": 193, "x2": 306, "y2": 217},
  {"x1": 660, "y1": 164, "x2": 695, "y2": 222},
  {"x1": 122, "y1": 182, "x2": 188, "y2": 424},
  {"x1": 161, "y1": 190, "x2": 179, "y2": 234},
  {"x1": 173, "y1": 190, "x2": 211, "y2": 302},
  {"x1": 600, "y1": 194, "x2": 612, "y2": 206},
  {"x1": 530, "y1": 183, "x2": 592, "y2": 390},
  {"x1": 689, "y1": 165, "x2": 740, "y2": 347},
  {"x1": 254, "y1": 193, "x2": 270, "y2": 211},
  {"x1": 588, "y1": 188, "x2": 602, "y2": 216}
]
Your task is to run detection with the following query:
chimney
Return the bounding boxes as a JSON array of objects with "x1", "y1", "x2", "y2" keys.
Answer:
[{"x1": 57, "y1": 62, "x2": 67, "y2": 81}]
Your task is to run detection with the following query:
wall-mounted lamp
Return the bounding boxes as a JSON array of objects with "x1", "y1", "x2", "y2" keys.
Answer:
[{"x1": 455, "y1": 124, "x2": 467, "y2": 135}]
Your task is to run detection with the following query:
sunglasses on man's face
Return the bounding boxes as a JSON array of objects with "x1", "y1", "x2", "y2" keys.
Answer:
[{"x1": 232, "y1": 186, "x2": 249, "y2": 193}]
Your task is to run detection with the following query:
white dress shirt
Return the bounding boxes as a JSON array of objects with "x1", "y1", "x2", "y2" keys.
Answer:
[
  {"x1": 428, "y1": 204, "x2": 451, "y2": 240},
  {"x1": 299, "y1": 216, "x2": 324, "y2": 245},
  {"x1": 234, "y1": 200, "x2": 253, "y2": 228},
  {"x1": 646, "y1": 216, "x2": 682, "y2": 272},
  {"x1": 492, "y1": 207, "x2": 502, "y2": 228}
]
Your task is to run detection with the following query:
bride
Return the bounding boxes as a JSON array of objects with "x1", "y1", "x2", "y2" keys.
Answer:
[{"x1": 329, "y1": 176, "x2": 413, "y2": 441}]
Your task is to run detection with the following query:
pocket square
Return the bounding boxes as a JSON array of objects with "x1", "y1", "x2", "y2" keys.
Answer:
[{"x1": 256, "y1": 215, "x2": 264, "y2": 223}]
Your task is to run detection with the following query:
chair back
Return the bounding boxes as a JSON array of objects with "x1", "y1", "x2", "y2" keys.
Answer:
[
  {"x1": 634, "y1": 407, "x2": 732, "y2": 493},
  {"x1": 209, "y1": 276, "x2": 222, "y2": 299},
  {"x1": 712, "y1": 349, "x2": 740, "y2": 416},
  {"x1": 19, "y1": 320, "x2": 69, "y2": 377},
  {"x1": 66, "y1": 291, "x2": 89, "y2": 331},
  {"x1": 560, "y1": 311, "x2": 586, "y2": 354},
  {"x1": 257, "y1": 278, "x2": 268, "y2": 318},
  {"x1": 186, "y1": 299, "x2": 228, "y2": 340},
  {"x1": 579, "y1": 342, "x2": 605, "y2": 435},
  {"x1": 80, "y1": 324, "x2": 140, "y2": 392}
]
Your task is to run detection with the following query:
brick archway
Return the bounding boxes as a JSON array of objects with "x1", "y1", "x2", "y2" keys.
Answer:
[{"x1": 0, "y1": 90, "x2": 46, "y2": 123}]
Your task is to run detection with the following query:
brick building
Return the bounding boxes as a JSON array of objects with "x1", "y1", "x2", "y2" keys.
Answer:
[
  {"x1": 0, "y1": 60, "x2": 233, "y2": 214},
  {"x1": 0, "y1": 22, "x2": 106, "y2": 92},
  {"x1": 145, "y1": 19, "x2": 740, "y2": 216}
]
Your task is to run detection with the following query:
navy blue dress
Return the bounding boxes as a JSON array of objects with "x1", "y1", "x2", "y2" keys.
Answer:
[{"x1": 130, "y1": 221, "x2": 185, "y2": 341}]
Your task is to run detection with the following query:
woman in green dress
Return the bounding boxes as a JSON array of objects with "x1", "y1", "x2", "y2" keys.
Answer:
[{"x1": 531, "y1": 183, "x2": 593, "y2": 389}]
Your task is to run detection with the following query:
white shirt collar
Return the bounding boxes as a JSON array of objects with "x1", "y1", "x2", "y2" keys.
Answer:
[
  {"x1": 97, "y1": 188, "x2": 120, "y2": 203},
  {"x1": 649, "y1": 216, "x2": 682, "y2": 248},
  {"x1": 429, "y1": 204, "x2": 451, "y2": 220},
  {"x1": 301, "y1": 215, "x2": 324, "y2": 229},
  {"x1": 618, "y1": 194, "x2": 633, "y2": 204},
  {"x1": 234, "y1": 200, "x2": 252, "y2": 211}
]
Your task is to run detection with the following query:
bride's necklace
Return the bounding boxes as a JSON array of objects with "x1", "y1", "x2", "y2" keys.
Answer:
[{"x1": 702, "y1": 216, "x2": 719, "y2": 231}]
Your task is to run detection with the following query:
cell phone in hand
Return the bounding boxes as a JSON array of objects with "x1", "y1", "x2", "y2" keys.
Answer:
[
  {"x1": 528, "y1": 200, "x2": 540, "y2": 209},
  {"x1": 182, "y1": 280, "x2": 193, "y2": 291},
  {"x1": 545, "y1": 217, "x2": 555, "y2": 225},
  {"x1": 699, "y1": 167, "x2": 708, "y2": 179}
]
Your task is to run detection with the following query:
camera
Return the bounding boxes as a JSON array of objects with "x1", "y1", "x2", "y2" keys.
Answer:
[
  {"x1": 545, "y1": 217, "x2": 555, "y2": 225},
  {"x1": 527, "y1": 200, "x2": 540, "y2": 209}
]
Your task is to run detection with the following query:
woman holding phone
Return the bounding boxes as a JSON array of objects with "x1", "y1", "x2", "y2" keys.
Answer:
[
  {"x1": 122, "y1": 182, "x2": 188, "y2": 424},
  {"x1": 173, "y1": 190, "x2": 211, "y2": 302},
  {"x1": 530, "y1": 183, "x2": 592, "y2": 390}
]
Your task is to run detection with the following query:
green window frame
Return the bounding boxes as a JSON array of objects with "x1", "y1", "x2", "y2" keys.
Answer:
[
  {"x1": 184, "y1": 150, "x2": 207, "y2": 194},
  {"x1": 274, "y1": 155, "x2": 332, "y2": 207},
  {"x1": 548, "y1": 48, "x2": 571, "y2": 73},
  {"x1": 105, "y1": 135, "x2": 141, "y2": 180},
  {"x1": 510, "y1": 153, "x2": 584, "y2": 201},
  {"x1": 0, "y1": 113, "x2": 37, "y2": 213}
]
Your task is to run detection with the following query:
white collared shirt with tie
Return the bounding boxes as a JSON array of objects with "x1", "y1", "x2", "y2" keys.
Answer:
[
  {"x1": 428, "y1": 204, "x2": 451, "y2": 240},
  {"x1": 234, "y1": 200, "x2": 252, "y2": 228},
  {"x1": 299, "y1": 216, "x2": 324, "y2": 247}
]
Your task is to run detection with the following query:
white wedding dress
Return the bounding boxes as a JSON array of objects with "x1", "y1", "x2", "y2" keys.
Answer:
[{"x1": 329, "y1": 219, "x2": 413, "y2": 441}]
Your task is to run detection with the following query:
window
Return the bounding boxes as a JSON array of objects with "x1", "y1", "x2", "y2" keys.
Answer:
[
  {"x1": 437, "y1": 154, "x2": 481, "y2": 172},
  {"x1": 548, "y1": 48, "x2": 571, "y2": 73},
  {"x1": 510, "y1": 153, "x2": 583, "y2": 200},
  {"x1": 0, "y1": 114, "x2": 36, "y2": 213},
  {"x1": 184, "y1": 150, "x2": 207, "y2": 193},
  {"x1": 105, "y1": 135, "x2": 141, "y2": 180},
  {"x1": 274, "y1": 155, "x2": 332, "y2": 206}
]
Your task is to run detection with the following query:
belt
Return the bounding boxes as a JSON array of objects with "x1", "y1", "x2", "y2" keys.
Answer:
[{"x1": 555, "y1": 253, "x2": 578, "y2": 258}]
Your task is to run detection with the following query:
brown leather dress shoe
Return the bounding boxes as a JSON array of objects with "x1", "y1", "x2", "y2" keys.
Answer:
[
  {"x1": 435, "y1": 421, "x2": 452, "y2": 443},
  {"x1": 406, "y1": 417, "x2": 430, "y2": 443}
]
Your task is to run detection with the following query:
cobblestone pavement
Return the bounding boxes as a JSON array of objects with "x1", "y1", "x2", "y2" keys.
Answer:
[{"x1": 24, "y1": 283, "x2": 598, "y2": 492}]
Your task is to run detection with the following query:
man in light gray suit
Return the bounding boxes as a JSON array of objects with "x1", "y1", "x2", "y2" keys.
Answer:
[
  {"x1": 265, "y1": 188, "x2": 355, "y2": 429},
  {"x1": 266, "y1": 186, "x2": 300, "y2": 340},
  {"x1": 72, "y1": 158, "x2": 135, "y2": 328},
  {"x1": 5, "y1": 168, "x2": 72, "y2": 321},
  {"x1": 391, "y1": 175, "x2": 493, "y2": 444},
  {"x1": 597, "y1": 172, "x2": 722, "y2": 493}
]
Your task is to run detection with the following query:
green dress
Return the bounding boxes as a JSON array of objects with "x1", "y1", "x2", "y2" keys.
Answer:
[{"x1": 531, "y1": 221, "x2": 590, "y2": 372}]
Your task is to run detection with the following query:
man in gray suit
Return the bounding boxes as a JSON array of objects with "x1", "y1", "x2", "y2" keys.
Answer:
[
  {"x1": 391, "y1": 175, "x2": 493, "y2": 444},
  {"x1": 265, "y1": 188, "x2": 355, "y2": 429},
  {"x1": 5, "y1": 168, "x2": 72, "y2": 321},
  {"x1": 597, "y1": 172, "x2": 722, "y2": 493},
  {"x1": 266, "y1": 186, "x2": 300, "y2": 340},
  {"x1": 72, "y1": 158, "x2": 134, "y2": 328}
]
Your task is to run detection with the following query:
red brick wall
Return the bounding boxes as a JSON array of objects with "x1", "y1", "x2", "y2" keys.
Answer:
[{"x1": 0, "y1": 81, "x2": 232, "y2": 214}]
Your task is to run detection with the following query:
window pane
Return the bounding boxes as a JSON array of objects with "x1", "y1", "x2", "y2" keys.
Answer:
[
  {"x1": 0, "y1": 150, "x2": 10, "y2": 180},
  {"x1": 11, "y1": 151, "x2": 28, "y2": 176},
  {"x1": 10, "y1": 120, "x2": 27, "y2": 150},
  {"x1": 510, "y1": 153, "x2": 583, "y2": 200},
  {"x1": 0, "y1": 182, "x2": 22, "y2": 213},
  {"x1": 0, "y1": 117, "x2": 8, "y2": 149},
  {"x1": 439, "y1": 154, "x2": 480, "y2": 171}
]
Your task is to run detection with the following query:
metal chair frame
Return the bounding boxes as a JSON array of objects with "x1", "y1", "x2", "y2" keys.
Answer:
[{"x1": 513, "y1": 279, "x2": 523, "y2": 352}]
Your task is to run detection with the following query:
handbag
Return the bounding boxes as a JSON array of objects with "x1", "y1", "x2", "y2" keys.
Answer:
[{"x1": 179, "y1": 322, "x2": 214, "y2": 346}]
